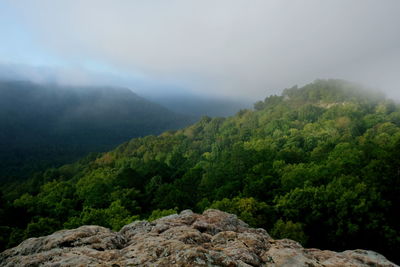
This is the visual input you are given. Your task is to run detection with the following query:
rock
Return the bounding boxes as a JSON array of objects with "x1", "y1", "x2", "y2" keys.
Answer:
[{"x1": 0, "y1": 209, "x2": 397, "y2": 267}]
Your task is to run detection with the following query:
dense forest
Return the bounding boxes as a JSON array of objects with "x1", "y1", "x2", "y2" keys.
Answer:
[
  {"x1": 0, "y1": 81, "x2": 194, "y2": 181},
  {"x1": 1, "y1": 79, "x2": 399, "y2": 262}
]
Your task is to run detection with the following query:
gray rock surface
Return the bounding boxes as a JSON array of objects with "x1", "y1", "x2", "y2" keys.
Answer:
[{"x1": 0, "y1": 209, "x2": 397, "y2": 266}]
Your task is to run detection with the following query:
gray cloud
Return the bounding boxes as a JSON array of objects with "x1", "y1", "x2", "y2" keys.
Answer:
[{"x1": 6, "y1": 0, "x2": 400, "y2": 100}]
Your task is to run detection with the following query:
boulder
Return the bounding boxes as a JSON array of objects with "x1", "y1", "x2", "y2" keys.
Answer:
[{"x1": 0, "y1": 209, "x2": 397, "y2": 266}]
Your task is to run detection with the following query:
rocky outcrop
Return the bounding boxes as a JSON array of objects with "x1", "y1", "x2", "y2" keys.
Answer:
[{"x1": 0, "y1": 209, "x2": 397, "y2": 267}]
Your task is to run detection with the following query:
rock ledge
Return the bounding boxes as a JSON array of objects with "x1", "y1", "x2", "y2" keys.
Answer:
[{"x1": 0, "y1": 209, "x2": 397, "y2": 266}]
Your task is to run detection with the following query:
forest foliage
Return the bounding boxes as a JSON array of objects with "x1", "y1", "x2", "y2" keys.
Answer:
[{"x1": 1, "y1": 79, "x2": 399, "y2": 262}]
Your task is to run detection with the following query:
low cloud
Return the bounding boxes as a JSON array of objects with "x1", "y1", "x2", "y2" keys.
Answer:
[{"x1": 5, "y1": 0, "x2": 400, "y2": 100}]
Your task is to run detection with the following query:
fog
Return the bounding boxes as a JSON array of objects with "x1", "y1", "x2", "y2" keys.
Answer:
[{"x1": 1, "y1": 0, "x2": 400, "y2": 101}]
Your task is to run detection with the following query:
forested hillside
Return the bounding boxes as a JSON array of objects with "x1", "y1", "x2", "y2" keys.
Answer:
[
  {"x1": 0, "y1": 81, "x2": 193, "y2": 181},
  {"x1": 1, "y1": 79, "x2": 399, "y2": 262}
]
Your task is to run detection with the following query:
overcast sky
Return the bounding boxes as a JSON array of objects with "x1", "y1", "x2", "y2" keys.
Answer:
[{"x1": 1, "y1": 0, "x2": 400, "y2": 100}]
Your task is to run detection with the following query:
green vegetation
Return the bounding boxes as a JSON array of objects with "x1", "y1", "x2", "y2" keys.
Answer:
[{"x1": 1, "y1": 79, "x2": 399, "y2": 262}]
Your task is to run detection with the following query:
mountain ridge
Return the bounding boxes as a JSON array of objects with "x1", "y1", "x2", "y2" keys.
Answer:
[
  {"x1": 0, "y1": 80, "x2": 194, "y2": 181},
  {"x1": 1, "y1": 79, "x2": 399, "y2": 263}
]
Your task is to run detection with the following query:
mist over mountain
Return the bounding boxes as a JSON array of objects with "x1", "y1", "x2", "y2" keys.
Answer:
[
  {"x1": 1, "y1": 1, "x2": 400, "y2": 265},
  {"x1": 148, "y1": 94, "x2": 252, "y2": 118},
  {"x1": 1, "y1": 80, "x2": 399, "y2": 263},
  {"x1": 3, "y1": 1, "x2": 400, "y2": 100},
  {"x1": 0, "y1": 63, "x2": 253, "y2": 118},
  {"x1": 0, "y1": 80, "x2": 194, "y2": 181}
]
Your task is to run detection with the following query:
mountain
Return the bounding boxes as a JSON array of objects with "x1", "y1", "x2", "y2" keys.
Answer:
[
  {"x1": 1, "y1": 79, "x2": 399, "y2": 263},
  {"x1": 0, "y1": 80, "x2": 194, "y2": 181},
  {"x1": 1, "y1": 209, "x2": 396, "y2": 267},
  {"x1": 147, "y1": 93, "x2": 253, "y2": 117}
]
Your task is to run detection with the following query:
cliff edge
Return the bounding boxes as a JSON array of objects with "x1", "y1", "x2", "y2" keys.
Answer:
[{"x1": 0, "y1": 209, "x2": 397, "y2": 267}]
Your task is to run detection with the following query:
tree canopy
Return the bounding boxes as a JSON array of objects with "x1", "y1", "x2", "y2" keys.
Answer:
[{"x1": 1, "y1": 79, "x2": 399, "y2": 262}]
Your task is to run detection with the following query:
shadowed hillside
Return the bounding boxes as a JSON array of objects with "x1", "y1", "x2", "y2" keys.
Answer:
[{"x1": 0, "y1": 80, "x2": 194, "y2": 181}]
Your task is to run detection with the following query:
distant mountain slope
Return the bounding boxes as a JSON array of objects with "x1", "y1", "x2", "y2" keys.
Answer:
[
  {"x1": 0, "y1": 80, "x2": 194, "y2": 180},
  {"x1": 1, "y1": 79, "x2": 399, "y2": 263},
  {"x1": 148, "y1": 94, "x2": 252, "y2": 117}
]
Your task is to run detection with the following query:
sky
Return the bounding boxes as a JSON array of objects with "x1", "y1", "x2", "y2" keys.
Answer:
[{"x1": 1, "y1": 0, "x2": 400, "y2": 101}]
